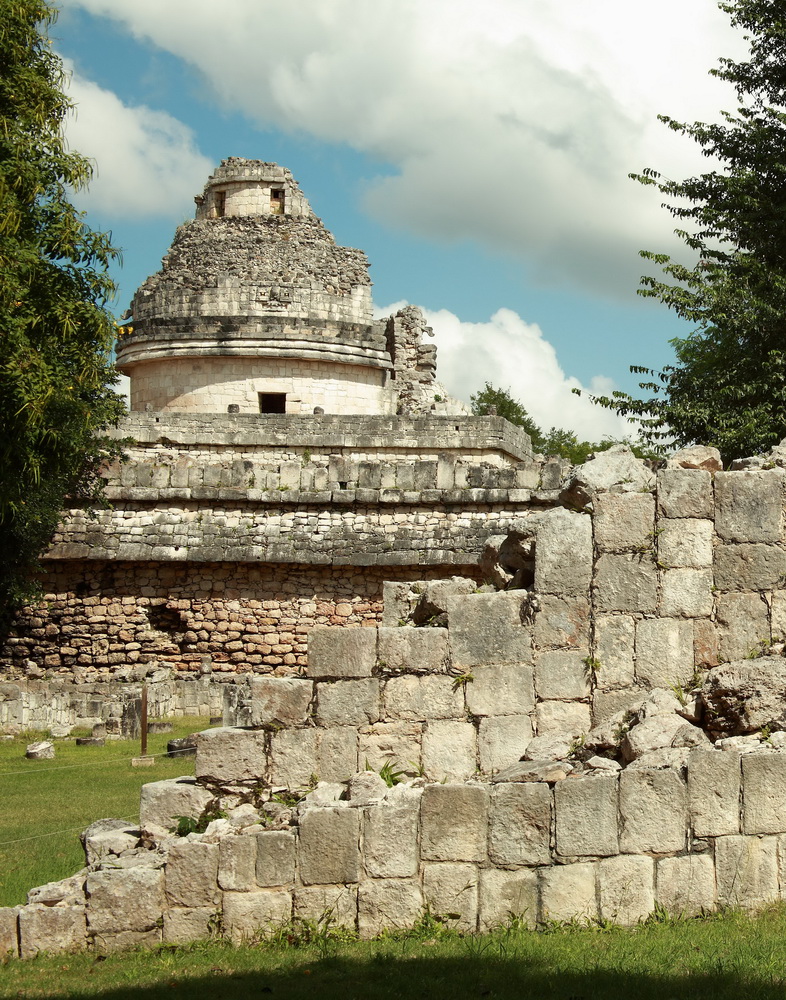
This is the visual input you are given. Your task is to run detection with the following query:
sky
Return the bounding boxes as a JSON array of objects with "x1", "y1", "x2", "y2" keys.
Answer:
[{"x1": 53, "y1": 0, "x2": 745, "y2": 440}]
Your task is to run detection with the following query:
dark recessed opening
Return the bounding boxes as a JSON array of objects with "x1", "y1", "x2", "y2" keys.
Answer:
[
  {"x1": 270, "y1": 188, "x2": 284, "y2": 214},
  {"x1": 215, "y1": 190, "x2": 226, "y2": 217},
  {"x1": 259, "y1": 392, "x2": 286, "y2": 414},
  {"x1": 338, "y1": 481, "x2": 348, "y2": 490}
]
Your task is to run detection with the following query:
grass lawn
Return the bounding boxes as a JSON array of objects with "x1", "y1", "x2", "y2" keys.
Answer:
[
  {"x1": 0, "y1": 717, "x2": 209, "y2": 906},
  {"x1": 3, "y1": 905, "x2": 786, "y2": 999}
]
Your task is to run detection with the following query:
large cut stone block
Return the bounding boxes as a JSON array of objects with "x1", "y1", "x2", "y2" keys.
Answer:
[
  {"x1": 364, "y1": 800, "x2": 420, "y2": 878},
  {"x1": 445, "y1": 592, "x2": 532, "y2": 668},
  {"x1": 195, "y1": 727, "x2": 266, "y2": 784},
  {"x1": 421, "y1": 784, "x2": 489, "y2": 862},
  {"x1": 270, "y1": 727, "x2": 357, "y2": 786},
  {"x1": 165, "y1": 841, "x2": 220, "y2": 907},
  {"x1": 422, "y1": 720, "x2": 477, "y2": 781},
  {"x1": 489, "y1": 782, "x2": 551, "y2": 866},
  {"x1": 358, "y1": 722, "x2": 422, "y2": 775},
  {"x1": 717, "y1": 593, "x2": 770, "y2": 662},
  {"x1": 598, "y1": 855, "x2": 655, "y2": 924},
  {"x1": 594, "y1": 493, "x2": 655, "y2": 553},
  {"x1": 715, "y1": 469, "x2": 784, "y2": 543},
  {"x1": 0, "y1": 907, "x2": 18, "y2": 957},
  {"x1": 594, "y1": 616, "x2": 635, "y2": 688},
  {"x1": 539, "y1": 862, "x2": 598, "y2": 924},
  {"x1": 714, "y1": 544, "x2": 786, "y2": 592},
  {"x1": 307, "y1": 627, "x2": 376, "y2": 679},
  {"x1": 294, "y1": 886, "x2": 357, "y2": 928},
  {"x1": 656, "y1": 855, "x2": 716, "y2": 916},
  {"x1": 163, "y1": 907, "x2": 215, "y2": 945},
  {"x1": 219, "y1": 834, "x2": 257, "y2": 891},
  {"x1": 90, "y1": 928, "x2": 161, "y2": 954},
  {"x1": 139, "y1": 776, "x2": 214, "y2": 831},
  {"x1": 635, "y1": 618, "x2": 694, "y2": 688},
  {"x1": 535, "y1": 651, "x2": 590, "y2": 700},
  {"x1": 715, "y1": 834, "x2": 778, "y2": 908},
  {"x1": 743, "y1": 752, "x2": 786, "y2": 834},
  {"x1": 772, "y1": 590, "x2": 786, "y2": 639},
  {"x1": 688, "y1": 748, "x2": 741, "y2": 837},
  {"x1": 86, "y1": 868, "x2": 165, "y2": 934},
  {"x1": 256, "y1": 830, "x2": 296, "y2": 887},
  {"x1": 423, "y1": 862, "x2": 478, "y2": 931},
  {"x1": 299, "y1": 808, "x2": 361, "y2": 885},
  {"x1": 383, "y1": 675, "x2": 464, "y2": 720},
  {"x1": 555, "y1": 773, "x2": 619, "y2": 858},
  {"x1": 535, "y1": 700, "x2": 591, "y2": 737},
  {"x1": 465, "y1": 663, "x2": 535, "y2": 717},
  {"x1": 532, "y1": 596, "x2": 590, "y2": 649},
  {"x1": 222, "y1": 890, "x2": 292, "y2": 944},
  {"x1": 594, "y1": 554, "x2": 658, "y2": 614},
  {"x1": 358, "y1": 879, "x2": 424, "y2": 937},
  {"x1": 534, "y1": 509, "x2": 593, "y2": 597},
  {"x1": 377, "y1": 627, "x2": 449, "y2": 673},
  {"x1": 478, "y1": 715, "x2": 533, "y2": 775},
  {"x1": 657, "y1": 468, "x2": 713, "y2": 519},
  {"x1": 619, "y1": 768, "x2": 687, "y2": 853},
  {"x1": 658, "y1": 518, "x2": 714, "y2": 568},
  {"x1": 478, "y1": 868, "x2": 539, "y2": 931},
  {"x1": 19, "y1": 905, "x2": 86, "y2": 958},
  {"x1": 316, "y1": 679, "x2": 380, "y2": 727},
  {"x1": 659, "y1": 569, "x2": 714, "y2": 618},
  {"x1": 248, "y1": 677, "x2": 313, "y2": 726}
]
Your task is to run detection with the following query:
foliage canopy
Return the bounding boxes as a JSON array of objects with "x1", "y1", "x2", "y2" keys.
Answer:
[
  {"x1": 0, "y1": 0, "x2": 125, "y2": 618},
  {"x1": 589, "y1": 0, "x2": 786, "y2": 463}
]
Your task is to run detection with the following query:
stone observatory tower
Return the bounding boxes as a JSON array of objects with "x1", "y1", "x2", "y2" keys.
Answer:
[{"x1": 116, "y1": 157, "x2": 446, "y2": 415}]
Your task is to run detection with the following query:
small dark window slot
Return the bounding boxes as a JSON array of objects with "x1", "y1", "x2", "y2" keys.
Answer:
[
  {"x1": 259, "y1": 392, "x2": 286, "y2": 414},
  {"x1": 215, "y1": 190, "x2": 226, "y2": 217},
  {"x1": 338, "y1": 481, "x2": 348, "y2": 490},
  {"x1": 270, "y1": 188, "x2": 284, "y2": 214}
]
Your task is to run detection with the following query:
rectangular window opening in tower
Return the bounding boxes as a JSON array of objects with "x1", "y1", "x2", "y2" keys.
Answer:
[
  {"x1": 270, "y1": 188, "x2": 285, "y2": 214},
  {"x1": 259, "y1": 392, "x2": 286, "y2": 414},
  {"x1": 215, "y1": 190, "x2": 226, "y2": 217}
]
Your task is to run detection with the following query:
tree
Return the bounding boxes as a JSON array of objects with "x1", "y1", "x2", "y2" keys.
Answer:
[
  {"x1": 0, "y1": 0, "x2": 125, "y2": 620},
  {"x1": 470, "y1": 383, "x2": 545, "y2": 449},
  {"x1": 588, "y1": 0, "x2": 786, "y2": 463}
]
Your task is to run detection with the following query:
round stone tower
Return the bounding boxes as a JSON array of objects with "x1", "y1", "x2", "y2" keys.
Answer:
[{"x1": 116, "y1": 158, "x2": 398, "y2": 415}]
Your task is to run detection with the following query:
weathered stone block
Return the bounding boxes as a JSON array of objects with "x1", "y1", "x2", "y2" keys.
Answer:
[
  {"x1": 248, "y1": 677, "x2": 313, "y2": 726},
  {"x1": 270, "y1": 727, "x2": 357, "y2": 786},
  {"x1": 195, "y1": 727, "x2": 266, "y2": 784},
  {"x1": 316, "y1": 679, "x2": 380, "y2": 727},
  {"x1": 139, "y1": 776, "x2": 214, "y2": 832},
  {"x1": 489, "y1": 782, "x2": 551, "y2": 866},
  {"x1": 358, "y1": 722, "x2": 422, "y2": 775},
  {"x1": 86, "y1": 868, "x2": 166, "y2": 933},
  {"x1": 535, "y1": 651, "x2": 590, "y2": 700},
  {"x1": 446, "y1": 592, "x2": 532, "y2": 668},
  {"x1": 478, "y1": 868, "x2": 539, "y2": 931},
  {"x1": 222, "y1": 890, "x2": 292, "y2": 943},
  {"x1": 694, "y1": 618, "x2": 719, "y2": 668},
  {"x1": 165, "y1": 841, "x2": 220, "y2": 907},
  {"x1": 421, "y1": 784, "x2": 489, "y2": 862},
  {"x1": 478, "y1": 715, "x2": 533, "y2": 774},
  {"x1": 592, "y1": 688, "x2": 643, "y2": 727},
  {"x1": 635, "y1": 618, "x2": 694, "y2": 688},
  {"x1": 534, "y1": 508, "x2": 593, "y2": 597},
  {"x1": 318, "y1": 727, "x2": 358, "y2": 782},
  {"x1": 619, "y1": 768, "x2": 687, "y2": 853},
  {"x1": 594, "y1": 616, "x2": 635, "y2": 688},
  {"x1": 594, "y1": 554, "x2": 658, "y2": 614},
  {"x1": 423, "y1": 863, "x2": 478, "y2": 931},
  {"x1": 18, "y1": 905, "x2": 86, "y2": 958},
  {"x1": 657, "y1": 468, "x2": 713, "y2": 519},
  {"x1": 658, "y1": 518, "x2": 714, "y2": 568},
  {"x1": 594, "y1": 493, "x2": 655, "y2": 552},
  {"x1": 294, "y1": 885, "x2": 357, "y2": 928},
  {"x1": 714, "y1": 544, "x2": 786, "y2": 592},
  {"x1": 0, "y1": 907, "x2": 18, "y2": 957},
  {"x1": 307, "y1": 626, "x2": 376, "y2": 679},
  {"x1": 743, "y1": 752, "x2": 786, "y2": 834},
  {"x1": 555, "y1": 773, "x2": 619, "y2": 858},
  {"x1": 358, "y1": 879, "x2": 424, "y2": 937},
  {"x1": 465, "y1": 663, "x2": 535, "y2": 717},
  {"x1": 422, "y1": 720, "x2": 477, "y2": 781},
  {"x1": 91, "y1": 928, "x2": 161, "y2": 954},
  {"x1": 299, "y1": 808, "x2": 361, "y2": 885},
  {"x1": 535, "y1": 700, "x2": 591, "y2": 737},
  {"x1": 163, "y1": 907, "x2": 215, "y2": 945},
  {"x1": 598, "y1": 855, "x2": 655, "y2": 924},
  {"x1": 219, "y1": 834, "x2": 257, "y2": 891},
  {"x1": 539, "y1": 862, "x2": 597, "y2": 923},
  {"x1": 255, "y1": 830, "x2": 296, "y2": 887},
  {"x1": 377, "y1": 626, "x2": 449, "y2": 673},
  {"x1": 715, "y1": 834, "x2": 778, "y2": 908},
  {"x1": 656, "y1": 855, "x2": 716, "y2": 916},
  {"x1": 703, "y1": 657, "x2": 786, "y2": 734},
  {"x1": 771, "y1": 590, "x2": 786, "y2": 640},
  {"x1": 717, "y1": 593, "x2": 770, "y2": 662},
  {"x1": 659, "y1": 569, "x2": 714, "y2": 618},
  {"x1": 364, "y1": 799, "x2": 420, "y2": 878},
  {"x1": 383, "y1": 675, "x2": 464, "y2": 720},
  {"x1": 715, "y1": 469, "x2": 783, "y2": 543},
  {"x1": 532, "y1": 596, "x2": 590, "y2": 649}
]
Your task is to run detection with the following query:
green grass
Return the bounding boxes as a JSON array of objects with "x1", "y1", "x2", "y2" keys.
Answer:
[
  {"x1": 4, "y1": 905, "x2": 786, "y2": 999},
  {"x1": 0, "y1": 717, "x2": 209, "y2": 906}
]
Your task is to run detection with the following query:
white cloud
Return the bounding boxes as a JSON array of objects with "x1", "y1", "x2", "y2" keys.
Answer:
[
  {"x1": 61, "y1": 61, "x2": 212, "y2": 219},
  {"x1": 376, "y1": 301, "x2": 635, "y2": 441},
  {"x1": 64, "y1": 0, "x2": 743, "y2": 294}
]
